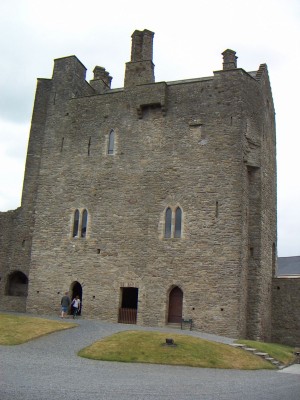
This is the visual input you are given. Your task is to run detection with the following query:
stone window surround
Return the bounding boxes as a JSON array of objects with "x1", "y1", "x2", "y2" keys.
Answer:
[
  {"x1": 164, "y1": 205, "x2": 183, "y2": 239},
  {"x1": 72, "y1": 208, "x2": 89, "y2": 239}
]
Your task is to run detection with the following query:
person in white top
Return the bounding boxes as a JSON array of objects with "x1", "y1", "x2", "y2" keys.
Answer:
[{"x1": 71, "y1": 296, "x2": 81, "y2": 319}]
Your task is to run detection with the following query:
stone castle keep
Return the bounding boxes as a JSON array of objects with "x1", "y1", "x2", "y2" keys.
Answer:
[{"x1": 0, "y1": 29, "x2": 299, "y2": 345}]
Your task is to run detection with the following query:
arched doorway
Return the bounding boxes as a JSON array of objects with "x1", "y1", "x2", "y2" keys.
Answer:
[
  {"x1": 70, "y1": 281, "x2": 82, "y2": 315},
  {"x1": 6, "y1": 271, "x2": 28, "y2": 297},
  {"x1": 168, "y1": 286, "x2": 183, "y2": 323}
]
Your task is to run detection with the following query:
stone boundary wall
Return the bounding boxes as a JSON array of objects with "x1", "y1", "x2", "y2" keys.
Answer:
[
  {"x1": 0, "y1": 296, "x2": 26, "y2": 313},
  {"x1": 272, "y1": 278, "x2": 300, "y2": 346}
]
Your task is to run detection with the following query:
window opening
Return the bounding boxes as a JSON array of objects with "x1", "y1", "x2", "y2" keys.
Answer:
[
  {"x1": 81, "y1": 209, "x2": 88, "y2": 238},
  {"x1": 73, "y1": 210, "x2": 79, "y2": 237},
  {"x1": 174, "y1": 207, "x2": 182, "y2": 238},
  {"x1": 108, "y1": 129, "x2": 115, "y2": 154},
  {"x1": 88, "y1": 137, "x2": 91, "y2": 156},
  {"x1": 165, "y1": 207, "x2": 172, "y2": 238}
]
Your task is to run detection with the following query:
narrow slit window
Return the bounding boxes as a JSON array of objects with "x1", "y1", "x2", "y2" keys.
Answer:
[
  {"x1": 165, "y1": 207, "x2": 172, "y2": 238},
  {"x1": 88, "y1": 137, "x2": 91, "y2": 156},
  {"x1": 81, "y1": 209, "x2": 88, "y2": 238},
  {"x1": 73, "y1": 209, "x2": 79, "y2": 237},
  {"x1": 174, "y1": 207, "x2": 182, "y2": 238},
  {"x1": 108, "y1": 129, "x2": 115, "y2": 155}
]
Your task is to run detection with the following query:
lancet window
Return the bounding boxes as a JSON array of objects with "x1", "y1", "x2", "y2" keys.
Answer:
[
  {"x1": 164, "y1": 206, "x2": 183, "y2": 239},
  {"x1": 72, "y1": 209, "x2": 89, "y2": 238}
]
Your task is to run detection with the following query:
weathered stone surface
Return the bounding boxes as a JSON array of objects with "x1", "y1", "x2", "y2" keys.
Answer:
[
  {"x1": 272, "y1": 278, "x2": 300, "y2": 346},
  {"x1": 0, "y1": 29, "x2": 289, "y2": 344}
]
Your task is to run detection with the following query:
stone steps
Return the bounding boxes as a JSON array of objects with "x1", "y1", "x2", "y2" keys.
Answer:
[{"x1": 230, "y1": 343, "x2": 284, "y2": 369}]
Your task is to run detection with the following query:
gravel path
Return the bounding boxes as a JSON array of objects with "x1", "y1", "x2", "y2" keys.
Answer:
[{"x1": 1, "y1": 314, "x2": 300, "y2": 400}]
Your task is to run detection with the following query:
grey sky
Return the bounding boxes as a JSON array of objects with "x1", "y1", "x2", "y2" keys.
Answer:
[{"x1": 0, "y1": 0, "x2": 299, "y2": 256}]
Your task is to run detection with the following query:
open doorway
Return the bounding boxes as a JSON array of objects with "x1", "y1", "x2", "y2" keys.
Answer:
[
  {"x1": 70, "y1": 281, "x2": 82, "y2": 316},
  {"x1": 6, "y1": 271, "x2": 28, "y2": 297},
  {"x1": 168, "y1": 286, "x2": 183, "y2": 323},
  {"x1": 118, "y1": 287, "x2": 138, "y2": 324}
]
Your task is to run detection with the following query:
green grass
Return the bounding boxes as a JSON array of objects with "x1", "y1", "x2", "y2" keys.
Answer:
[
  {"x1": 2, "y1": 313, "x2": 293, "y2": 369},
  {"x1": 0, "y1": 313, "x2": 77, "y2": 345},
  {"x1": 78, "y1": 330, "x2": 275, "y2": 370},
  {"x1": 236, "y1": 339, "x2": 295, "y2": 365}
]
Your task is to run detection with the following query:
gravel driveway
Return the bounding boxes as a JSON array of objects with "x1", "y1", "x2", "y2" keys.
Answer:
[{"x1": 1, "y1": 314, "x2": 299, "y2": 400}]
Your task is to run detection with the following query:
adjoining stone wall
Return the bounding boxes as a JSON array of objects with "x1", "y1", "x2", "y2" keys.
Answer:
[
  {"x1": 0, "y1": 77, "x2": 53, "y2": 313},
  {"x1": 0, "y1": 209, "x2": 30, "y2": 311},
  {"x1": 1, "y1": 296, "x2": 26, "y2": 313},
  {"x1": 272, "y1": 278, "x2": 300, "y2": 346}
]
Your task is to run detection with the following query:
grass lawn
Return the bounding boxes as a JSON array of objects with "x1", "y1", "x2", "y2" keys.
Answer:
[
  {"x1": 78, "y1": 330, "x2": 276, "y2": 370},
  {"x1": 235, "y1": 339, "x2": 296, "y2": 365},
  {"x1": 0, "y1": 313, "x2": 77, "y2": 345},
  {"x1": 2, "y1": 313, "x2": 294, "y2": 370}
]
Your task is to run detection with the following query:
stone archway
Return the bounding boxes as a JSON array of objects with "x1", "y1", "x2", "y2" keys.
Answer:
[
  {"x1": 70, "y1": 281, "x2": 82, "y2": 315},
  {"x1": 168, "y1": 286, "x2": 183, "y2": 323},
  {"x1": 6, "y1": 271, "x2": 28, "y2": 297}
]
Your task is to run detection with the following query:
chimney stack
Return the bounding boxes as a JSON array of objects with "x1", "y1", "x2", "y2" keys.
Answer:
[
  {"x1": 222, "y1": 49, "x2": 238, "y2": 70},
  {"x1": 124, "y1": 29, "x2": 155, "y2": 87}
]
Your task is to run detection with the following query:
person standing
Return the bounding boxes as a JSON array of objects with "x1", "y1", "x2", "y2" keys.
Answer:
[
  {"x1": 60, "y1": 292, "x2": 71, "y2": 318},
  {"x1": 71, "y1": 295, "x2": 81, "y2": 319}
]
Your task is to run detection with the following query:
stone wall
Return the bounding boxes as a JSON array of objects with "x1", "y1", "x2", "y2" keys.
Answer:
[
  {"x1": 25, "y1": 39, "x2": 276, "y2": 339},
  {"x1": 0, "y1": 209, "x2": 30, "y2": 311},
  {"x1": 0, "y1": 30, "x2": 282, "y2": 343},
  {"x1": 0, "y1": 77, "x2": 52, "y2": 312},
  {"x1": 272, "y1": 278, "x2": 300, "y2": 346},
  {"x1": 25, "y1": 72, "x2": 246, "y2": 337}
]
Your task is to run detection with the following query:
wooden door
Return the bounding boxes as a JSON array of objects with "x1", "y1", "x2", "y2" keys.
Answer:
[{"x1": 168, "y1": 286, "x2": 183, "y2": 323}]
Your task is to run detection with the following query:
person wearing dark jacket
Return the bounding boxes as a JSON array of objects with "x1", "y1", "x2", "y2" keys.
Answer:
[{"x1": 60, "y1": 292, "x2": 71, "y2": 318}]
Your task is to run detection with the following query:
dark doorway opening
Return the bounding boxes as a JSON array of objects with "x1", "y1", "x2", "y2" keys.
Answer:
[
  {"x1": 6, "y1": 271, "x2": 28, "y2": 297},
  {"x1": 168, "y1": 286, "x2": 183, "y2": 323},
  {"x1": 70, "y1": 281, "x2": 82, "y2": 316},
  {"x1": 118, "y1": 287, "x2": 138, "y2": 324}
]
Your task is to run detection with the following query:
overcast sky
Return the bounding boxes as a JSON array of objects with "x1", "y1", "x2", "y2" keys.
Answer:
[{"x1": 0, "y1": 0, "x2": 299, "y2": 257}]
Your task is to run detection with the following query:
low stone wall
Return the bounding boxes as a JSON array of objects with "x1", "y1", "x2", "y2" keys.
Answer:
[
  {"x1": 0, "y1": 296, "x2": 27, "y2": 313},
  {"x1": 272, "y1": 278, "x2": 300, "y2": 346}
]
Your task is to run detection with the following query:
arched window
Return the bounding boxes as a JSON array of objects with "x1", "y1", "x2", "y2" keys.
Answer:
[
  {"x1": 164, "y1": 206, "x2": 183, "y2": 239},
  {"x1": 174, "y1": 207, "x2": 182, "y2": 238},
  {"x1": 73, "y1": 209, "x2": 79, "y2": 237},
  {"x1": 108, "y1": 129, "x2": 115, "y2": 155},
  {"x1": 81, "y1": 209, "x2": 88, "y2": 238},
  {"x1": 165, "y1": 207, "x2": 172, "y2": 238}
]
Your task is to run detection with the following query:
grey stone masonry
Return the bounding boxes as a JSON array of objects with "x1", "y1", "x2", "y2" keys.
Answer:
[{"x1": 1, "y1": 29, "x2": 294, "y2": 345}]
